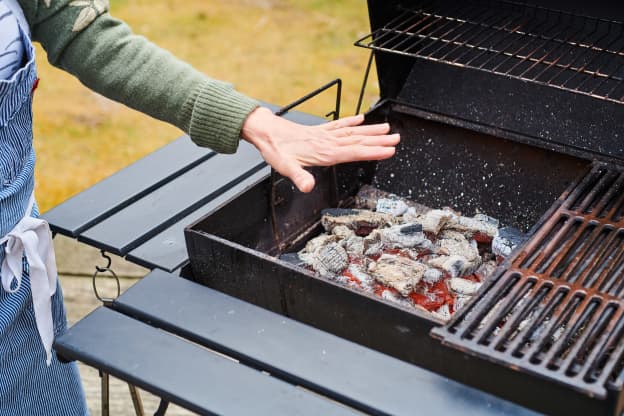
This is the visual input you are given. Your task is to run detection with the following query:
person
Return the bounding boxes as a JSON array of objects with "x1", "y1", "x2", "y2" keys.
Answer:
[{"x1": 0, "y1": 0, "x2": 399, "y2": 414}]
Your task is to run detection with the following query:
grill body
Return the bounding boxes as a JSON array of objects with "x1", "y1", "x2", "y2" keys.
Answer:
[{"x1": 185, "y1": 1, "x2": 624, "y2": 415}]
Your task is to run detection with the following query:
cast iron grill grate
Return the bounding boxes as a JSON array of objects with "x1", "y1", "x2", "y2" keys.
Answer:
[
  {"x1": 432, "y1": 164, "x2": 624, "y2": 398},
  {"x1": 355, "y1": 0, "x2": 624, "y2": 104}
]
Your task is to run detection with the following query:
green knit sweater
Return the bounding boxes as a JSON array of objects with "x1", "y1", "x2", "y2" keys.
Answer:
[{"x1": 18, "y1": 0, "x2": 260, "y2": 154}]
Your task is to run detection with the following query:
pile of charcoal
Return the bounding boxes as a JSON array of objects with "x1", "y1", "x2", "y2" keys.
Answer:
[{"x1": 286, "y1": 186, "x2": 526, "y2": 321}]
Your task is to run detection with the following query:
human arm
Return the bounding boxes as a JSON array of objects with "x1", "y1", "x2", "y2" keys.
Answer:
[
  {"x1": 20, "y1": 0, "x2": 255, "y2": 154},
  {"x1": 20, "y1": 0, "x2": 399, "y2": 192}
]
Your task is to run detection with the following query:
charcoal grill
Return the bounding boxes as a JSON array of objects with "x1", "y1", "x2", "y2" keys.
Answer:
[{"x1": 185, "y1": 1, "x2": 624, "y2": 415}]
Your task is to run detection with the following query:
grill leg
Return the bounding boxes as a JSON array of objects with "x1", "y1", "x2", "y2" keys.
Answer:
[
  {"x1": 154, "y1": 399, "x2": 169, "y2": 416},
  {"x1": 128, "y1": 384, "x2": 145, "y2": 416},
  {"x1": 100, "y1": 371, "x2": 110, "y2": 416}
]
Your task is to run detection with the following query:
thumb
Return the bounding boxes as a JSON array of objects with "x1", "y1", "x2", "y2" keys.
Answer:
[{"x1": 280, "y1": 160, "x2": 315, "y2": 193}]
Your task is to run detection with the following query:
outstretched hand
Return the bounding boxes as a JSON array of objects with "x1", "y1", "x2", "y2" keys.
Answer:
[{"x1": 241, "y1": 106, "x2": 400, "y2": 193}]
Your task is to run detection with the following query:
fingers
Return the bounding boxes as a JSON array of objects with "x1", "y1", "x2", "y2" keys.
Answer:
[
  {"x1": 332, "y1": 145, "x2": 397, "y2": 164},
  {"x1": 279, "y1": 159, "x2": 316, "y2": 193},
  {"x1": 337, "y1": 133, "x2": 400, "y2": 147},
  {"x1": 323, "y1": 114, "x2": 364, "y2": 130},
  {"x1": 331, "y1": 123, "x2": 391, "y2": 138}
]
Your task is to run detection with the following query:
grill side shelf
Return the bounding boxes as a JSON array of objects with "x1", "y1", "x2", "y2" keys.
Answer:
[{"x1": 432, "y1": 163, "x2": 624, "y2": 404}]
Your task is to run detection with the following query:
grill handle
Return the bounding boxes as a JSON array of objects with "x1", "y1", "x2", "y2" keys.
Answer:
[{"x1": 275, "y1": 78, "x2": 342, "y2": 120}]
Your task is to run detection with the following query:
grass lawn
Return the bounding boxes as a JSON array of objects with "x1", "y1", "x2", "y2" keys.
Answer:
[{"x1": 33, "y1": 0, "x2": 379, "y2": 212}]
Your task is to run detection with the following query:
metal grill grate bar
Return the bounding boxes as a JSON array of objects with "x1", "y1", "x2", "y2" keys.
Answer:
[
  {"x1": 546, "y1": 222, "x2": 602, "y2": 280},
  {"x1": 540, "y1": 219, "x2": 590, "y2": 276},
  {"x1": 539, "y1": 296, "x2": 599, "y2": 371},
  {"x1": 508, "y1": 287, "x2": 569, "y2": 359},
  {"x1": 474, "y1": 277, "x2": 536, "y2": 346},
  {"x1": 493, "y1": 281, "x2": 553, "y2": 353},
  {"x1": 356, "y1": 0, "x2": 624, "y2": 104},
  {"x1": 557, "y1": 303, "x2": 618, "y2": 380},
  {"x1": 597, "y1": 174, "x2": 624, "y2": 218},
  {"x1": 574, "y1": 228, "x2": 622, "y2": 287}
]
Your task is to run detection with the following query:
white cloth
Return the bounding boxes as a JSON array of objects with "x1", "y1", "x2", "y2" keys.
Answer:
[
  {"x1": 0, "y1": 193, "x2": 58, "y2": 365},
  {"x1": 0, "y1": 0, "x2": 26, "y2": 80}
]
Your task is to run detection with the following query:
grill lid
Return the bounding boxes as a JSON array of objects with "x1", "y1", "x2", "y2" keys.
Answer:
[
  {"x1": 432, "y1": 164, "x2": 624, "y2": 399},
  {"x1": 358, "y1": 0, "x2": 624, "y2": 162}
]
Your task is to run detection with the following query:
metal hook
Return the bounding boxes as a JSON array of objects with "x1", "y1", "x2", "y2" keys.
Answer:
[
  {"x1": 92, "y1": 250, "x2": 120, "y2": 306},
  {"x1": 95, "y1": 250, "x2": 113, "y2": 273}
]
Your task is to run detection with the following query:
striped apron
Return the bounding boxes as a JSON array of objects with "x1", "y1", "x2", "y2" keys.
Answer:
[{"x1": 0, "y1": 10, "x2": 88, "y2": 416}]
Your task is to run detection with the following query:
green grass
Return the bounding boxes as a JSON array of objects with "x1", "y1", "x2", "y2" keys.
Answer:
[{"x1": 33, "y1": 0, "x2": 379, "y2": 211}]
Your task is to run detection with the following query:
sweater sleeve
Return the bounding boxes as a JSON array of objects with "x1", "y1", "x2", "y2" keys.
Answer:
[{"x1": 19, "y1": 0, "x2": 259, "y2": 154}]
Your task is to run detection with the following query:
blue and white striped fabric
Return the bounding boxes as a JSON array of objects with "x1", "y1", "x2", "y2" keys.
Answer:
[
  {"x1": 0, "y1": 13, "x2": 89, "y2": 416},
  {"x1": 0, "y1": 0, "x2": 24, "y2": 80}
]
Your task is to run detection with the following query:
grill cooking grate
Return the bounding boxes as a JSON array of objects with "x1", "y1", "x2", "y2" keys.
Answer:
[
  {"x1": 355, "y1": 0, "x2": 624, "y2": 104},
  {"x1": 433, "y1": 164, "x2": 624, "y2": 399}
]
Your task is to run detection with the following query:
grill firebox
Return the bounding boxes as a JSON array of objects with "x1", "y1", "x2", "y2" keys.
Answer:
[
  {"x1": 185, "y1": 1, "x2": 624, "y2": 415},
  {"x1": 185, "y1": 100, "x2": 591, "y2": 415}
]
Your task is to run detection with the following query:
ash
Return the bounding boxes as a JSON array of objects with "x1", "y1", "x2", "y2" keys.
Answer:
[{"x1": 292, "y1": 186, "x2": 524, "y2": 321}]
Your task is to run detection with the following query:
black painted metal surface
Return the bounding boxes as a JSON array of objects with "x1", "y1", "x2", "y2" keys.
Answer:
[
  {"x1": 44, "y1": 136, "x2": 214, "y2": 238},
  {"x1": 110, "y1": 269, "x2": 540, "y2": 416},
  {"x1": 78, "y1": 141, "x2": 266, "y2": 255},
  {"x1": 125, "y1": 166, "x2": 270, "y2": 271},
  {"x1": 362, "y1": 0, "x2": 624, "y2": 163},
  {"x1": 54, "y1": 307, "x2": 357, "y2": 416},
  {"x1": 366, "y1": 101, "x2": 591, "y2": 231}
]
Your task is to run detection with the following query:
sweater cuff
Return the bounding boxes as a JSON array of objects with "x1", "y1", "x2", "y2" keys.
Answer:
[{"x1": 181, "y1": 80, "x2": 259, "y2": 154}]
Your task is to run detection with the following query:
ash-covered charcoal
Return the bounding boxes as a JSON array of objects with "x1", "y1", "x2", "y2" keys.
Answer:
[
  {"x1": 379, "y1": 287, "x2": 415, "y2": 308},
  {"x1": 331, "y1": 225, "x2": 355, "y2": 239},
  {"x1": 448, "y1": 277, "x2": 482, "y2": 296},
  {"x1": 333, "y1": 273, "x2": 361, "y2": 289},
  {"x1": 432, "y1": 230, "x2": 481, "y2": 276},
  {"x1": 300, "y1": 186, "x2": 506, "y2": 321},
  {"x1": 300, "y1": 233, "x2": 340, "y2": 257},
  {"x1": 492, "y1": 226, "x2": 528, "y2": 258},
  {"x1": 376, "y1": 198, "x2": 409, "y2": 216},
  {"x1": 428, "y1": 255, "x2": 471, "y2": 278},
  {"x1": 354, "y1": 185, "x2": 430, "y2": 214},
  {"x1": 431, "y1": 303, "x2": 452, "y2": 321},
  {"x1": 380, "y1": 223, "x2": 432, "y2": 249},
  {"x1": 422, "y1": 268, "x2": 444, "y2": 284},
  {"x1": 445, "y1": 213, "x2": 499, "y2": 242},
  {"x1": 363, "y1": 230, "x2": 384, "y2": 257},
  {"x1": 321, "y1": 208, "x2": 395, "y2": 236},
  {"x1": 370, "y1": 254, "x2": 427, "y2": 296},
  {"x1": 403, "y1": 209, "x2": 454, "y2": 234},
  {"x1": 307, "y1": 242, "x2": 349, "y2": 278},
  {"x1": 342, "y1": 235, "x2": 365, "y2": 256},
  {"x1": 346, "y1": 263, "x2": 376, "y2": 289}
]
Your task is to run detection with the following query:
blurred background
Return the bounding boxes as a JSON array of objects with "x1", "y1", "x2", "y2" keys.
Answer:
[
  {"x1": 37, "y1": 1, "x2": 379, "y2": 414},
  {"x1": 34, "y1": 0, "x2": 380, "y2": 213}
]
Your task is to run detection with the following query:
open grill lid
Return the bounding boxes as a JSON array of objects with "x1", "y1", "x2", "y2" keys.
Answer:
[{"x1": 357, "y1": 0, "x2": 624, "y2": 162}]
